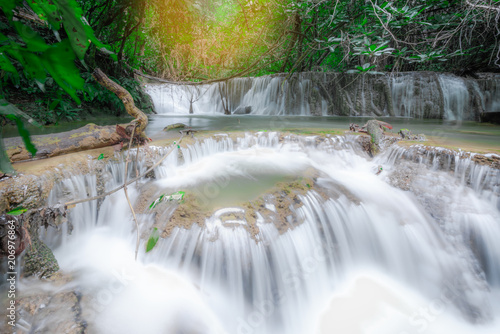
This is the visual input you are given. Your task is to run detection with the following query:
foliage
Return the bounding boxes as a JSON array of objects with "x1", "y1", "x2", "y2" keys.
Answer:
[
  {"x1": 270, "y1": 0, "x2": 500, "y2": 74},
  {"x1": 146, "y1": 227, "x2": 160, "y2": 252},
  {"x1": 0, "y1": 0, "x2": 112, "y2": 172},
  {"x1": 1, "y1": 0, "x2": 499, "y2": 172},
  {"x1": 0, "y1": 0, "x2": 109, "y2": 102},
  {"x1": 75, "y1": 0, "x2": 500, "y2": 80}
]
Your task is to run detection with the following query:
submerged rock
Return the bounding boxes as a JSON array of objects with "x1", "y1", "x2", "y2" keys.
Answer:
[
  {"x1": 163, "y1": 123, "x2": 186, "y2": 131},
  {"x1": 233, "y1": 106, "x2": 252, "y2": 115},
  {"x1": 140, "y1": 174, "x2": 324, "y2": 242},
  {"x1": 16, "y1": 284, "x2": 87, "y2": 334}
]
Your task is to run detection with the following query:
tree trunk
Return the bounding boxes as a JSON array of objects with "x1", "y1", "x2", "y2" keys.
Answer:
[{"x1": 92, "y1": 68, "x2": 149, "y2": 142}]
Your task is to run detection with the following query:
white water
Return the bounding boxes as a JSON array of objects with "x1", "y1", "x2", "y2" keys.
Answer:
[
  {"x1": 21, "y1": 132, "x2": 499, "y2": 334},
  {"x1": 145, "y1": 73, "x2": 499, "y2": 120},
  {"x1": 145, "y1": 75, "x2": 318, "y2": 116},
  {"x1": 438, "y1": 75, "x2": 470, "y2": 121}
]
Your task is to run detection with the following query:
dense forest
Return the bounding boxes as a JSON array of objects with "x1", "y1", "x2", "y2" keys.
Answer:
[{"x1": 1, "y1": 0, "x2": 500, "y2": 123}]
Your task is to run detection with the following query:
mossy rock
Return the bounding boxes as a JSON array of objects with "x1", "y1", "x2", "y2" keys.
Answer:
[
  {"x1": 163, "y1": 123, "x2": 186, "y2": 131},
  {"x1": 23, "y1": 239, "x2": 60, "y2": 278}
]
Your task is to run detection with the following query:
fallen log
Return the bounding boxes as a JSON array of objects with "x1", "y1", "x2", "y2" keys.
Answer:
[
  {"x1": 4, "y1": 123, "x2": 121, "y2": 162},
  {"x1": 4, "y1": 68, "x2": 151, "y2": 163}
]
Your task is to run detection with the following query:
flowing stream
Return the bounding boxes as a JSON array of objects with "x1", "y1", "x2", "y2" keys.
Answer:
[{"x1": 14, "y1": 130, "x2": 500, "y2": 334}]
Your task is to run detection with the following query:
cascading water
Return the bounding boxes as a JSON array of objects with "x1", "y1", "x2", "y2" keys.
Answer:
[
  {"x1": 145, "y1": 75, "x2": 320, "y2": 116},
  {"x1": 438, "y1": 75, "x2": 470, "y2": 121},
  {"x1": 14, "y1": 132, "x2": 500, "y2": 334},
  {"x1": 145, "y1": 72, "x2": 500, "y2": 120},
  {"x1": 390, "y1": 73, "x2": 444, "y2": 118}
]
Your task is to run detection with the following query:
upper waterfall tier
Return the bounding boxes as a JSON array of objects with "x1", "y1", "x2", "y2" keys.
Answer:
[{"x1": 144, "y1": 72, "x2": 500, "y2": 120}]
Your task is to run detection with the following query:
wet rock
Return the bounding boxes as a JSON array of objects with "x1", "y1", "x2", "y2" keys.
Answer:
[
  {"x1": 387, "y1": 161, "x2": 422, "y2": 191},
  {"x1": 366, "y1": 120, "x2": 383, "y2": 145},
  {"x1": 23, "y1": 238, "x2": 60, "y2": 279},
  {"x1": 16, "y1": 288, "x2": 87, "y2": 334},
  {"x1": 22, "y1": 207, "x2": 67, "y2": 278},
  {"x1": 0, "y1": 214, "x2": 26, "y2": 256},
  {"x1": 398, "y1": 128, "x2": 426, "y2": 141},
  {"x1": 399, "y1": 128, "x2": 412, "y2": 139},
  {"x1": 163, "y1": 123, "x2": 186, "y2": 131},
  {"x1": 233, "y1": 106, "x2": 252, "y2": 115},
  {"x1": 141, "y1": 175, "x2": 324, "y2": 242},
  {"x1": 472, "y1": 154, "x2": 500, "y2": 169}
]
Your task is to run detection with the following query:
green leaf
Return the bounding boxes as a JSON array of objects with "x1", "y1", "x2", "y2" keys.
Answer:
[
  {"x1": 149, "y1": 194, "x2": 165, "y2": 209},
  {"x1": 169, "y1": 191, "x2": 185, "y2": 201},
  {"x1": 20, "y1": 51, "x2": 47, "y2": 84},
  {"x1": 146, "y1": 228, "x2": 160, "y2": 252},
  {"x1": 29, "y1": 0, "x2": 62, "y2": 29},
  {"x1": 41, "y1": 40, "x2": 84, "y2": 103},
  {"x1": 58, "y1": 0, "x2": 90, "y2": 60},
  {"x1": 0, "y1": 131, "x2": 14, "y2": 174},
  {"x1": 49, "y1": 99, "x2": 60, "y2": 110},
  {"x1": 149, "y1": 191, "x2": 185, "y2": 209},
  {"x1": 0, "y1": 52, "x2": 18, "y2": 81},
  {"x1": 97, "y1": 153, "x2": 104, "y2": 160},
  {"x1": 6, "y1": 207, "x2": 27, "y2": 215},
  {"x1": 13, "y1": 21, "x2": 49, "y2": 52},
  {"x1": 0, "y1": 0, "x2": 22, "y2": 20},
  {"x1": 6, "y1": 115, "x2": 37, "y2": 157}
]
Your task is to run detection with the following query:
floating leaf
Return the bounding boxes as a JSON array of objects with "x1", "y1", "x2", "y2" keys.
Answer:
[
  {"x1": 97, "y1": 153, "x2": 104, "y2": 160},
  {"x1": 7, "y1": 207, "x2": 27, "y2": 216},
  {"x1": 146, "y1": 228, "x2": 160, "y2": 252}
]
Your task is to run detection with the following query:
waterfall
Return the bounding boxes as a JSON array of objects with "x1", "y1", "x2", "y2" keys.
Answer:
[
  {"x1": 438, "y1": 75, "x2": 470, "y2": 121},
  {"x1": 145, "y1": 72, "x2": 500, "y2": 120},
  {"x1": 19, "y1": 132, "x2": 499, "y2": 334},
  {"x1": 145, "y1": 75, "x2": 319, "y2": 116}
]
